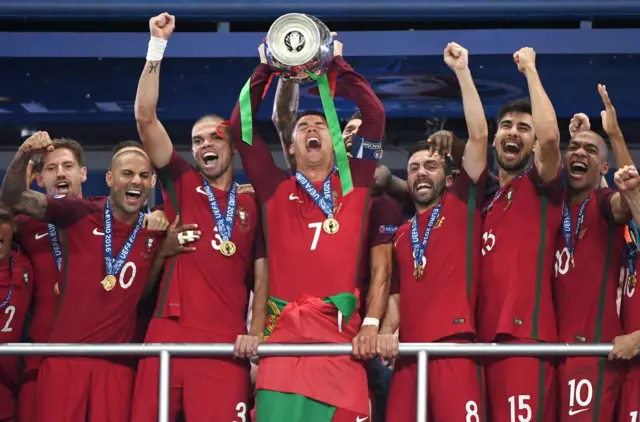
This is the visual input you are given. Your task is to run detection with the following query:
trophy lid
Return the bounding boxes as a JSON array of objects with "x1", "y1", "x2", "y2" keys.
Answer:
[{"x1": 266, "y1": 13, "x2": 323, "y2": 66}]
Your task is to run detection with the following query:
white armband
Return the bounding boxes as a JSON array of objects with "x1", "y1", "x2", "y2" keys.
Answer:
[
  {"x1": 362, "y1": 317, "x2": 380, "y2": 328},
  {"x1": 146, "y1": 36, "x2": 168, "y2": 62}
]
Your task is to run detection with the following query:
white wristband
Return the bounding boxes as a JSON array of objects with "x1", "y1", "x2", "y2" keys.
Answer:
[
  {"x1": 362, "y1": 317, "x2": 380, "y2": 329},
  {"x1": 146, "y1": 36, "x2": 168, "y2": 62}
]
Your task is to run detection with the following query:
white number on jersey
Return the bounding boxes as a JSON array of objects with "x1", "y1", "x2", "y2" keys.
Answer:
[
  {"x1": 234, "y1": 401, "x2": 247, "y2": 422},
  {"x1": 508, "y1": 395, "x2": 532, "y2": 422},
  {"x1": 466, "y1": 400, "x2": 480, "y2": 422},
  {"x1": 308, "y1": 222, "x2": 322, "y2": 251},
  {"x1": 568, "y1": 378, "x2": 593, "y2": 410},
  {"x1": 481, "y1": 231, "x2": 496, "y2": 256},
  {"x1": 211, "y1": 225, "x2": 224, "y2": 251},
  {"x1": 630, "y1": 410, "x2": 638, "y2": 422},
  {"x1": 1, "y1": 305, "x2": 16, "y2": 333},
  {"x1": 554, "y1": 247, "x2": 571, "y2": 277},
  {"x1": 119, "y1": 262, "x2": 137, "y2": 289}
]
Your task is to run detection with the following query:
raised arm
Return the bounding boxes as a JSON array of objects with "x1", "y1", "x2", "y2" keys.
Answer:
[
  {"x1": 514, "y1": 47, "x2": 561, "y2": 183},
  {"x1": 229, "y1": 45, "x2": 286, "y2": 202},
  {"x1": 599, "y1": 84, "x2": 634, "y2": 169},
  {"x1": 444, "y1": 43, "x2": 488, "y2": 182},
  {"x1": 272, "y1": 79, "x2": 299, "y2": 172},
  {"x1": 1, "y1": 132, "x2": 52, "y2": 221},
  {"x1": 134, "y1": 13, "x2": 176, "y2": 169},
  {"x1": 614, "y1": 166, "x2": 640, "y2": 226}
]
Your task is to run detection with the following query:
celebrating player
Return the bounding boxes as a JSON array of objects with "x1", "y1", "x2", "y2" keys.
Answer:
[
  {"x1": 477, "y1": 47, "x2": 563, "y2": 422},
  {"x1": 554, "y1": 85, "x2": 634, "y2": 422},
  {"x1": 378, "y1": 42, "x2": 488, "y2": 421},
  {"x1": 131, "y1": 13, "x2": 267, "y2": 422},
  {"x1": 230, "y1": 39, "x2": 385, "y2": 422},
  {"x1": 0, "y1": 131, "x2": 170, "y2": 421},
  {"x1": 0, "y1": 203, "x2": 34, "y2": 422}
]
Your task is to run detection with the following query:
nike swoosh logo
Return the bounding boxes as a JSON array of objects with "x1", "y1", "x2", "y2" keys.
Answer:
[
  {"x1": 196, "y1": 186, "x2": 207, "y2": 195},
  {"x1": 93, "y1": 229, "x2": 105, "y2": 236},
  {"x1": 34, "y1": 233, "x2": 48, "y2": 240},
  {"x1": 289, "y1": 193, "x2": 300, "y2": 201},
  {"x1": 356, "y1": 417, "x2": 369, "y2": 422},
  {"x1": 568, "y1": 408, "x2": 588, "y2": 416}
]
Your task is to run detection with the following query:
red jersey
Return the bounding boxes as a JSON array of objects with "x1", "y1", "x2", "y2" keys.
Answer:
[
  {"x1": 0, "y1": 250, "x2": 33, "y2": 384},
  {"x1": 231, "y1": 59, "x2": 385, "y2": 302},
  {"x1": 154, "y1": 152, "x2": 264, "y2": 341},
  {"x1": 43, "y1": 196, "x2": 163, "y2": 343},
  {"x1": 553, "y1": 188, "x2": 624, "y2": 343},
  {"x1": 358, "y1": 193, "x2": 403, "y2": 316},
  {"x1": 478, "y1": 165, "x2": 563, "y2": 342},
  {"x1": 392, "y1": 168, "x2": 486, "y2": 342}
]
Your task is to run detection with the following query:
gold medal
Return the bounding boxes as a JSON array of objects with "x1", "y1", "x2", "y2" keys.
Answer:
[
  {"x1": 220, "y1": 240, "x2": 237, "y2": 257},
  {"x1": 101, "y1": 275, "x2": 117, "y2": 291},
  {"x1": 54, "y1": 282, "x2": 60, "y2": 296},
  {"x1": 323, "y1": 218, "x2": 339, "y2": 234},
  {"x1": 571, "y1": 256, "x2": 575, "y2": 268},
  {"x1": 414, "y1": 264, "x2": 424, "y2": 280},
  {"x1": 629, "y1": 274, "x2": 637, "y2": 289}
]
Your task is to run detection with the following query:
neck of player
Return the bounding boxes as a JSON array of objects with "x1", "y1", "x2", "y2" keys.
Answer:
[
  {"x1": 414, "y1": 197, "x2": 443, "y2": 216},
  {"x1": 0, "y1": 250, "x2": 10, "y2": 263},
  {"x1": 203, "y1": 169, "x2": 234, "y2": 191},
  {"x1": 108, "y1": 197, "x2": 139, "y2": 226},
  {"x1": 498, "y1": 156, "x2": 534, "y2": 187},
  {"x1": 568, "y1": 185, "x2": 594, "y2": 206},
  {"x1": 298, "y1": 161, "x2": 333, "y2": 183}
]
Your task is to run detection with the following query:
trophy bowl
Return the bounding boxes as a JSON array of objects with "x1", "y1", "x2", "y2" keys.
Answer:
[{"x1": 265, "y1": 13, "x2": 334, "y2": 83}]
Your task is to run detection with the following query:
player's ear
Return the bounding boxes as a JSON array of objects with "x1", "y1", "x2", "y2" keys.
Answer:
[
  {"x1": 445, "y1": 174, "x2": 454, "y2": 188},
  {"x1": 288, "y1": 143, "x2": 295, "y2": 156},
  {"x1": 80, "y1": 166, "x2": 88, "y2": 183},
  {"x1": 105, "y1": 170, "x2": 113, "y2": 188},
  {"x1": 35, "y1": 174, "x2": 45, "y2": 189},
  {"x1": 601, "y1": 161, "x2": 610, "y2": 175},
  {"x1": 150, "y1": 173, "x2": 157, "y2": 188}
]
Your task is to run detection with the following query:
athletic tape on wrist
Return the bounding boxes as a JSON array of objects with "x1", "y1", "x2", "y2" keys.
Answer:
[{"x1": 146, "y1": 37, "x2": 168, "y2": 62}]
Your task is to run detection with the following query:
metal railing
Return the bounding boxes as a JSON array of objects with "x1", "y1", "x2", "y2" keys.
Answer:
[{"x1": 0, "y1": 342, "x2": 615, "y2": 422}]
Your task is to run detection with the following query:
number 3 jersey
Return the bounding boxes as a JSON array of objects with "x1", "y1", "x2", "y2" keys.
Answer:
[
  {"x1": 553, "y1": 188, "x2": 623, "y2": 344},
  {"x1": 43, "y1": 196, "x2": 163, "y2": 344},
  {"x1": 155, "y1": 152, "x2": 264, "y2": 341}
]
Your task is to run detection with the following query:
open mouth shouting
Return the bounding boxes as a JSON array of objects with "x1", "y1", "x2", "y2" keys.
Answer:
[
  {"x1": 502, "y1": 139, "x2": 523, "y2": 160},
  {"x1": 54, "y1": 180, "x2": 71, "y2": 196},
  {"x1": 202, "y1": 151, "x2": 219, "y2": 169},
  {"x1": 124, "y1": 187, "x2": 143, "y2": 205},
  {"x1": 306, "y1": 137, "x2": 321, "y2": 152},
  {"x1": 568, "y1": 160, "x2": 589, "y2": 180}
]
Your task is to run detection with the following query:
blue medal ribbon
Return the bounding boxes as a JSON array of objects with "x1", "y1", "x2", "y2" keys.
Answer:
[
  {"x1": 562, "y1": 196, "x2": 590, "y2": 267},
  {"x1": 626, "y1": 222, "x2": 639, "y2": 284},
  {"x1": 200, "y1": 176, "x2": 237, "y2": 243},
  {"x1": 295, "y1": 169, "x2": 337, "y2": 219},
  {"x1": 482, "y1": 162, "x2": 534, "y2": 216},
  {"x1": 410, "y1": 205, "x2": 442, "y2": 271},
  {"x1": 104, "y1": 200, "x2": 144, "y2": 277},
  {"x1": 0, "y1": 254, "x2": 14, "y2": 310},
  {"x1": 47, "y1": 224, "x2": 63, "y2": 271}
]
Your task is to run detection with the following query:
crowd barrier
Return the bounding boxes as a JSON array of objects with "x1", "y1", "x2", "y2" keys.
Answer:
[{"x1": 0, "y1": 342, "x2": 615, "y2": 422}]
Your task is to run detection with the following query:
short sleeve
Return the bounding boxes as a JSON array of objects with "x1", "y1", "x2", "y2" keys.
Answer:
[
  {"x1": 368, "y1": 195, "x2": 403, "y2": 247},
  {"x1": 449, "y1": 166, "x2": 488, "y2": 210},
  {"x1": 155, "y1": 150, "x2": 194, "y2": 188},
  {"x1": 595, "y1": 188, "x2": 616, "y2": 223},
  {"x1": 43, "y1": 195, "x2": 97, "y2": 228},
  {"x1": 529, "y1": 165, "x2": 564, "y2": 206}
]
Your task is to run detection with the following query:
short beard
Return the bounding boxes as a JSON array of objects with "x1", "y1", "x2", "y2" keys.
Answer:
[
  {"x1": 496, "y1": 151, "x2": 532, "y2": 173},
  {"x1": 412, "y1": 178, "x2": 446, "y2": 209},
  {"x1": 201, "y1": 158, "x2": 232, "y2": 182}
]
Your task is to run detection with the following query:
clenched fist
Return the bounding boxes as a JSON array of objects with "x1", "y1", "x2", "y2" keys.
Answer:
[
  {"x1": 149, "y1": 13, "x2": 175, "y2": 40},
  {"x1": 614, "y1": 165, "x2": 640, "y2": 192},
  {"x1": 513, "y1": 47, "x2": 536, "y2": 74},
  {"x1": 569, "y1": 113, "x2": 590, "y2": 138},
  {"x1": 20, "y1": 131, "x2": 54, "y2": 155},
  {"x1": 444, "y1": 42, "x2": 468, "y2": 72}
]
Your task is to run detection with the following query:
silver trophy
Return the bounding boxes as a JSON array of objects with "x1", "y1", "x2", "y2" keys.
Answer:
[{"x1": 265, "y1": 13, "x2": 334, "y2": 83}]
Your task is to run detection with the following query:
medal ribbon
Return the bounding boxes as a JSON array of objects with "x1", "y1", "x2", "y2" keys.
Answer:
[
  {"x1": 0, "y1": 254, "x2": 13, "y2": 310},
  {"x1": 410, "y1": 205, "x2": 442, "y2": 270},
  {"x1": 104, "y1": 200, "x2": 145, "y2": 276},
  {"x1": 482, "y1": 162, "x2": 534, "y2": 216},
  {"x1": 201, "y1": 176, "x2": 238, "y2": 243},
  {"x1": 47, "y1": 224, "x2": 63, "y2": 271},
  {"x1": 295, "y1": 170, "x2": 335, "y2": 219},
  {"x1": 625, "y1": 222, "x2": 639, "y2": 283},
  {"x1": 562, "y1": 196, "x2": 590, "y2": 264}
]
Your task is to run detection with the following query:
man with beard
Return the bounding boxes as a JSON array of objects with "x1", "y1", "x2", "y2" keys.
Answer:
[
  {"x1": 14, "y1": 138, "x2": 169, "y2": 422},
  {"x1": 230, "y1": 39, "x2": 385, "y2": 421},
  {"x1": 0, "y1": 203, "x2": 34, "y2": 422},
  {"x1": 376, "y1": 42, "x2": 488, "y2": 421},
  {"x1": 131, "y1": 13, "x2": 268, "y2": 422},
  {"x1": 554, "y1": 84, "x2": 634, "y2": 422},
  {"x1": 272, "y1": 81, "x2": 401, "y2": 418},
  {"x1": 0, "y1": 131, "x2": 166, "y2": 421},
  {"x1": 477, "y1": 47, "x2": 563, "y2": 422}
]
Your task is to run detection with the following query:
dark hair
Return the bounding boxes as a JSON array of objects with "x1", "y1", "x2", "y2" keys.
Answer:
[
  {"x1": 294, "y1": 110, "x2": 326, "y2": 127},
  {"x1": 407, "y1": 140, "x2": 454, "y2": 176},
  {"x1": 112, "y1": 140, "x2": 144, "y2": 155},
  {"x1": 348, "y1": 110, "x2": 362, "y2": 122},
  {"x1": 33, "y1": 138, "x2": 85, "y2": 173},
  {"x1": 194, "y1": 114, "x2": 225, "y2": 126},
  {"x1": 497, "y1": 98, "x2": 532, "y2": 122}
]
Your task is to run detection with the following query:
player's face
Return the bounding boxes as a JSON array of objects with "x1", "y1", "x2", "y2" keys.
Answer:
[
  {"x1": 36, "y1": 148, "x2": 87, "y2": 197},
  {"x1": 291, "y1": 115, "x2": 333, "y2": 168},
  {"x1": 564, "y1": 131, "x2": 609, "y2": 191},
  {"x1": 191, "y1": 119, "x2": 233, "y2": 181},
  {"x1": 342, "y1": 118, "x2": 362, "y2": 153},
  {"x1": 106, "y1": 153, "x2": 154, "y2": 215},
  {"x1": 407, "y1": 150, "x2": 447, "y2": 207},
  {"x1": 0, "y1": 205, "x2": 14, "y2": 262},
  {"x1": 494, "y1": 112, "x2": 535, "y2": 172}
]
